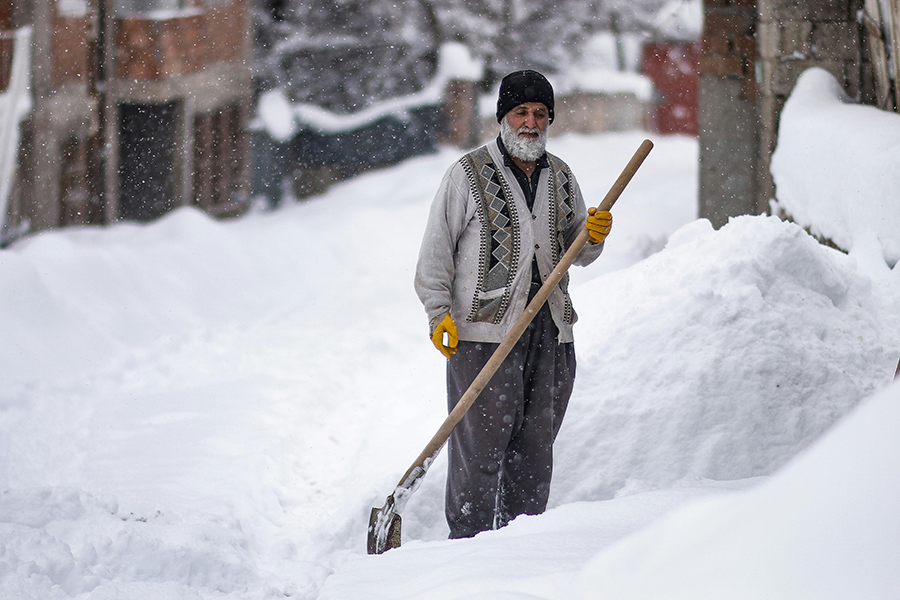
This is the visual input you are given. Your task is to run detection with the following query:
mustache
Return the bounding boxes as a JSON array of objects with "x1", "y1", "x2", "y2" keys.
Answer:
[{"x1": 516, "y1": 126, "x2": 542, "y2": 135}]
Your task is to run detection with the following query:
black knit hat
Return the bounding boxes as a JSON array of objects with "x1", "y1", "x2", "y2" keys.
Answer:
[{"x1": 496, "y1": 70, "x2": 555, "y2": 124}]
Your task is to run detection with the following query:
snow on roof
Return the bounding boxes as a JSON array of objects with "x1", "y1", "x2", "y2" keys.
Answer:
[
  {"x1": 258, "y1": 83, "x2": 444, "y2": 139},
  {"x1": 560, "y1": 68, "x2": 654, "y2": 101},
  {"x1": 257, "y1": 42, "x2": 482, "y2": 140}
]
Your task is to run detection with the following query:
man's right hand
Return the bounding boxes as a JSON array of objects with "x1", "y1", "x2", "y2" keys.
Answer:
[{"x1": 431, "y1": 313, "x2": 458, "y2": 359}]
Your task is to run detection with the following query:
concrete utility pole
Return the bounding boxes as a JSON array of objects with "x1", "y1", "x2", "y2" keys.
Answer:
[
  {"x1": 699, "y1": 0, "x2": 869, "y2": 229},
  {"x1": 697, "y1": 0, "x2": 760, "y2": 230}
]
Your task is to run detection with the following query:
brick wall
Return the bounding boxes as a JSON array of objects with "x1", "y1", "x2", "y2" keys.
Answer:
[
  {"x1": 7, "y1": 0, "x2": 253, "y2": 240},
  {"x1": 206, "y1": 1, "x2": 246, "y2": 63},
  {"x1": 701, "y1": 0, "x2": 757, "y2": 97},
  {"x1": 116, "y1": 14, "x2": 207, "y2": 80},
  {"x1": 115, "y1": 1, "x2": 245, "y2": 81},
  {"x1": 53, "y1": 16, "x2": 90, "y2": 85}
]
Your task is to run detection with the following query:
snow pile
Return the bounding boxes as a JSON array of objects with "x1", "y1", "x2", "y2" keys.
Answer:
[
  {"x1": 577, "y1": 377, "x2": 900, "y2": 600},
  {"x1": 770, "y1": 67, "x2": 900, "y2": 266},
  {"x1": 552, "y1": 215, "x2": 896, "y2": 504},
  {"x1": 320, "y1": 484, "x2": 742, "y2": 600},
  {"x1": 322, "y1": 215, "x2": 900, "y2": 599},
  {"x1": 0, "y1": 208, "x2": 297, "y2": 389},
  {"x1": 0, "y1": 487, "x2": 267, "y2": 600}
]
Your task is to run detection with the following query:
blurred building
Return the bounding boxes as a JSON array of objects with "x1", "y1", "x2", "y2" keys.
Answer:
[
  {"x1": 1, "y1": 0, "x2": 252, "y2": 243},
  {"x1": 642, "y1": 41, "x2": 700, "y2": 136},
  {"x1": 698, "y1": 0, "x2": 890, "y2": 228}
]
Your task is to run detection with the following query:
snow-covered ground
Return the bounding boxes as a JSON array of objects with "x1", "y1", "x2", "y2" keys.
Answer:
[{"x1": 1, "y1": 126, "x2": 898, "y2": 600}]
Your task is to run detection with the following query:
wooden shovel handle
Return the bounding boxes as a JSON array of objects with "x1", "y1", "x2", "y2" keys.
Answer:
[{"x1": 395, "y1": 138, "x2": 654, "y2": 492}]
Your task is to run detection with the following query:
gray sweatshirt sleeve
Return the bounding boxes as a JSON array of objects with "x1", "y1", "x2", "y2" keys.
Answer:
[
  {"x1": 414, "y1": 164, "x2": 470, "y2": 332},
  {"x1": 568, "y1": 172, "x2": 605, "y2": 266}
]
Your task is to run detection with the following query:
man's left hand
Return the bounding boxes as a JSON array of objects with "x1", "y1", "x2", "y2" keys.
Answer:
[{"x1": 586, "y1": 208, "x2": 612, "y2": 244}]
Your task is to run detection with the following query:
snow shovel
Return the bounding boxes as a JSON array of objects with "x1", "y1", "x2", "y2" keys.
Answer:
[{"x1": 368, "y1": 138, "x2": 654, "y2": 555}]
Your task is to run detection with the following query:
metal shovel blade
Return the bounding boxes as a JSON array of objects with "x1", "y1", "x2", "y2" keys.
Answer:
[{"x1": 367, "y1": 498, "x2": 402, "y2": 554}]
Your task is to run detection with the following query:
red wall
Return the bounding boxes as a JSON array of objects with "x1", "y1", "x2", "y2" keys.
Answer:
[{"x1": 642, "y1": 42, "x2": 700, "y2": 136}]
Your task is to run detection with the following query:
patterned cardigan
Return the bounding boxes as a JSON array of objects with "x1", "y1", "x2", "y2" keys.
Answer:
[{"x1": 414, "y1": 139, "x2": 603, "y2": 344}]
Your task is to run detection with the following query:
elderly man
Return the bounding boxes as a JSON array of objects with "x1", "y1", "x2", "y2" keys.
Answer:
[{"x1": 415, "y1": 70, "x2": 612, "y2": 539}]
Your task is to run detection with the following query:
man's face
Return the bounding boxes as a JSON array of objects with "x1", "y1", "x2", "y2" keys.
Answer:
[
  {"x1": 501, "y1": 102, "x2": 549, "y2": 162},
  {"x1": 505, "y1": 102, "x2": 549, "y2": 137}
]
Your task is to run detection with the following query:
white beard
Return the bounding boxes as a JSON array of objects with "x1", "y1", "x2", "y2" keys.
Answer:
[{"x1": 500, "y1": 117, "x2": 548, "y2": 162}]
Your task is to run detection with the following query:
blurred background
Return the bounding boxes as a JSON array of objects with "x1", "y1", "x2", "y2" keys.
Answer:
[{"x1": 1, "y1": 0, "x2": 897, "y2": 249}]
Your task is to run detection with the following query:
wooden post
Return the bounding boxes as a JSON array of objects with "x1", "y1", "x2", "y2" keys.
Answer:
[
  {"x1": 195, "y1": 111, "x2": 214, "y2": 210},
  {"x1": 174, "y1": 96, "x2": 194, "y2": 208},
  {"x1": 863, "y1": 0, "x2": 895, "y2": 111},
  {"x1": 442, "y1": 79, "x2": 477, "y2": 147},
  {"x1": 890, "y1": 0, "x2": 900, "y2": 112}
]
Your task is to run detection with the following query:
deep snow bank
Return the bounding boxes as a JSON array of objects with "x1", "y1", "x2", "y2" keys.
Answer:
[
  {"x1": 770, "y1": 67, "x2": 900, "y2": 265},
  {"x1": 369, "y1": 212, "x2": 900, "y2": 552},
  {"x1": 320, "y1": 215, "x2": 900, "y2": 599},
  {"x1": 0, "y1": 487, "x2": 271, "y2": 600},
  {"x1": 2, "y1": 130, "x2": 898, "y2": 599},
  {"x1": 577, "y1": 377, "x2": 900, "y2": 600},
  {"x1": 551, "y1": 214, "x2": 898, "y2": 503},
  {"x1": 0, "y1": 208, "x2": 299, "y2": 389}
]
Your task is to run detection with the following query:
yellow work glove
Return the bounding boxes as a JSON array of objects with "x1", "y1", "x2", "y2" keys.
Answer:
[
  {"x1": 585, "y1": 207, "x2": 613, "y2": 244},
  {"x1": 430, "y1": 313, "x2": 458, "y2": 359}
]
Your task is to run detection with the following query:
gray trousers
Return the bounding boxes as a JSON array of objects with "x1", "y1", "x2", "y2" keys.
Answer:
[{"x1": 445, "y1": 292, "x2": 575, "y2": 539}]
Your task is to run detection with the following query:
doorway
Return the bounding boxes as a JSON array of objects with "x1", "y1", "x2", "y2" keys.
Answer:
[{"x1": 118, "y1": 101, "x2": 177, "y2": 221}]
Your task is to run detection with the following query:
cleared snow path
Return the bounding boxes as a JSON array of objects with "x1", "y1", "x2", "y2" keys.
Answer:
[{"x1": 2, "y1": 131, "x2": 897, "y2": 600}]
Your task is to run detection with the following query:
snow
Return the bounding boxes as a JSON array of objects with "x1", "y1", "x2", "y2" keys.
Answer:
[
  {"x1": 652, "y1": 0, "x2": 703, "y2": 42},
  {"x1": 258, "y1": 81, "x2": 444, "y2": 136},
  {"x1": 256, "y1": 42, "x2": 481, "y2": 138},
  {"x1": 559, "y1": 68, "x2": 654, "y2": 102},
  {"x1": 551, "y1": 214, "x2": 895, "y2": 503},
  {"x1": 580, "y1": 33, "x2": 646, "y2": 74},
  {"x1": 770, "y1": 67, "x2": 900, "y2": 266},
  {"x1": 577, "y1": 378, "x2": 900, "y2": 600},
  {"x1": 257, "y1": 89, "x2": 297, "y2": 142},
  {"x1": 1, "y1": 125, "x2": 899, "y2": 600},
  {"x1": 435, "y1": 42, "x2": 483, "y2": 82},
  {"x1": 257, "y1": 34, "x2": 654, "y2": 140},
  {"x1": 56, "y1": 0, "x2": 88, "y2": 15}
]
